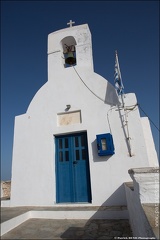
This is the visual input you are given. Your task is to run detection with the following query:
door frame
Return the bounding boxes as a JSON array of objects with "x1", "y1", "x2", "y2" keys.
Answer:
[{"x1": 55, "y1": 131, "x2": 92, "y2": 203}]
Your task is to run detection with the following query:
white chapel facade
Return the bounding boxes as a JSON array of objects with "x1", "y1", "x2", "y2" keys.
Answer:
[{"x1": 10, "y1": 23, "x2": 159, "y2": 207}]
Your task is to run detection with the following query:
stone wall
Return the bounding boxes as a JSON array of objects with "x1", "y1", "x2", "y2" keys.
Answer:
[{"x1": 1, "y1": 181, "x2": 11, "y2": 199}]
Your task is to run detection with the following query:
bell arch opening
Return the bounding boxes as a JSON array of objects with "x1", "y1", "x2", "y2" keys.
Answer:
[{"x1": 60, "y1": 36, "x2": 77, "y2": 68}]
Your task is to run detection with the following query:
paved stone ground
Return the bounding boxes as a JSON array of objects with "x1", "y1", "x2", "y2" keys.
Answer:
[{"x1": 1, "y1": 218, "x2": 132, "y2": 239}]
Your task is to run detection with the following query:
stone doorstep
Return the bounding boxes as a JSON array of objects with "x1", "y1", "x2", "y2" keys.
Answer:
[
  {"x1": 1, "y1": 206, "x2": 129, "y2": 236},
  {"x1": 20, "y1": 205, "x2": 127, "y2": 211},
  {"x1": 1, "y1": 205, "x2": 128, "y2": 223},
  {"x1": 2, "y1": 205, "x2": 127, "y2": 209}
]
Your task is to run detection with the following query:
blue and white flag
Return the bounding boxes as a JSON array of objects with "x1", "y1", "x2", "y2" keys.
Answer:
[{"x1": 114, "y1": 51, "x2": 124, "y2": 95}]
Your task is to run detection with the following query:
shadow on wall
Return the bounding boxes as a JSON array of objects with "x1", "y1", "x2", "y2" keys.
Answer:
[
  {"x1": 60, "y1": 185, "x2": 132, "y2": 239},
  {"x1": 91, "y1": 139, "x2": 113, "y2": 162},
  {"x1": 105, "y1": 82, "x2": 120, "y2": 106},
  {"x1": 105, "y1": 82, "x2": 133, "y2": 157},
  {"x1": 100, "y1": 184, "x2": 127, "y2": 206}
]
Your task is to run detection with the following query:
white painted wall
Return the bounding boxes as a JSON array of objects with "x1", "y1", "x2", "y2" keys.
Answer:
[
  {"x1": 10, "y1": 24, "x2": 158, "y2": 207},
  {"x1": 129, "y1": 168, "x2": 159, "y2": 204},
  {"x1": 141, "y1": 117, "x2": 159, "y2": 167},
  {"x1": 125, "y1": 167, "x2": 159, "y2": 238}
]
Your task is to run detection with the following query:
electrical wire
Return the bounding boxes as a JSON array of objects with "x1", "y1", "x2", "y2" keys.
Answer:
[
  {"x1": 72, "y1": 66, "x2": 105, "y2": 102},
  {"x1": 71, "y1": 65, "x2": 159, "y2": 133},
  {"x1": 138, "y1": 104, "x2": 160, "y2": 132},
  {"x1": 107, "y1": 106, "x2": 118, "y2": 134}
]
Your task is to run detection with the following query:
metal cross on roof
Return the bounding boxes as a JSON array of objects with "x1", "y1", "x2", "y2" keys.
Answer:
[{"x1": 67, "y1": 20, "x2": 75, "y2": 27}]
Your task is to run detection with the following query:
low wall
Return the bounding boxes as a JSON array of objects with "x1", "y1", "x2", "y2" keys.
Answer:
[{"x1": 125, "y1": 167, "x2": 159, "y2": 239}]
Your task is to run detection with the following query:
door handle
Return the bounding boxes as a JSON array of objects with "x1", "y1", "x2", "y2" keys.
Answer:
[{"x1": 73, "y1": 161, "x2": 77, "y2": 164}]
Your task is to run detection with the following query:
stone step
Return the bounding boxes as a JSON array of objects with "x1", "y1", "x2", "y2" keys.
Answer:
[{"x1": 1, "y1": 206, "x2": 129, "y2": 236}]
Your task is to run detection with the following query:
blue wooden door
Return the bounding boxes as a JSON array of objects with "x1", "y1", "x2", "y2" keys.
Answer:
[{"x1": 55, "y1": 132, "x2": 91, "y2": 203}]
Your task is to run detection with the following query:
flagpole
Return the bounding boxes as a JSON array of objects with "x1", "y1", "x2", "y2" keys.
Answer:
[
  {"x1": 121, "y1": 92, "x2": 132, "y2": 157},
  {"x1": 123, "y1": 106, "x2": 132, "y2": 157},
  {"x1": 115, "y1": 50, "x2": 132, "y2": 157}
]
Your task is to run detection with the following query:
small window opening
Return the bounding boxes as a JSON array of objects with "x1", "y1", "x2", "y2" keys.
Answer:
[
  {"x1": 64, "y1": 44, "x2": 76, "y2": 67},
  {"x1": 61, "y1": 36, "x2": 77, "y2": 68}
]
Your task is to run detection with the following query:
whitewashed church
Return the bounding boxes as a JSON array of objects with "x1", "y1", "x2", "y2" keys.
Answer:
[{"x1": 10, "y1": 22, "x2": 159, "y2": 207}]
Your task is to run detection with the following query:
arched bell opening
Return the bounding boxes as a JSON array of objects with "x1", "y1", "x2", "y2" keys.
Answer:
[{"x1": 60, "y1": 36, "x2": 77, "y2": 68}]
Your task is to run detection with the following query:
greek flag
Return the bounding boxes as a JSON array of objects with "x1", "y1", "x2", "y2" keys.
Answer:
[{"x1": 114, "y1": 51, "x2": 124, "y2": 95}]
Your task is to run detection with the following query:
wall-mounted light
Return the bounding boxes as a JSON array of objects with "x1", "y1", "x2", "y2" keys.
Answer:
[{"x1": 65, "y1": 104, "x2": 71, "y2": 111}]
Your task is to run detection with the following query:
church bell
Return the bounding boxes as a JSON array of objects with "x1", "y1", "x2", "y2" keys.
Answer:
[{"x1": 65, "y1": 52, "x2": 76, "y2": 65}]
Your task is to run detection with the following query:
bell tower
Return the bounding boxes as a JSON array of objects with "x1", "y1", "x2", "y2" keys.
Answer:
[{"x1": 47, "y1": 22, "x2": 94, "y2": 81}]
